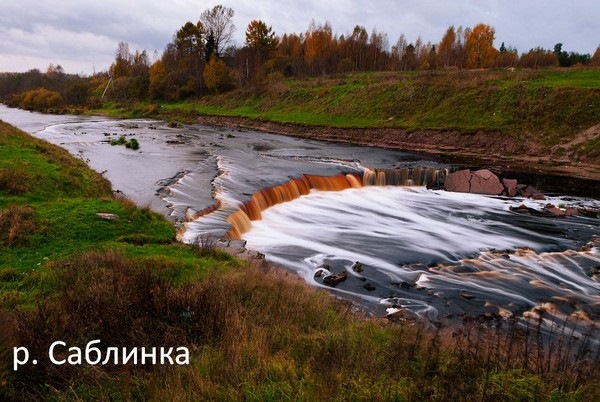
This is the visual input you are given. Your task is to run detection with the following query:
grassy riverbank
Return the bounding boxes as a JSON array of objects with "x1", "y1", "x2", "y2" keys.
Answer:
[
  {"x1": 94, "y1": 68, "x2": 600, "y2": 162},
  {"x1": 1, "y1": 122, "x2": 599, "y2": 400}
]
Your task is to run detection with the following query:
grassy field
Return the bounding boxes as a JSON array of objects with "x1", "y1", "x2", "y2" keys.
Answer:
[
  {"x1": 118, "y1": 68, "x2": 600, "y2": 150},
  {"x1": 1, "y1": 122, "x2": 599, "y2": 400}
]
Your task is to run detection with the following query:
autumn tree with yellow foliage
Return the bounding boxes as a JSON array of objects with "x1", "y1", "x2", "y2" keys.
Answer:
[
  {"x1": 437, "y1": 26, "x2": 456, "y2": 68},
  {"x1": 246, "y1": 20, "x2": 278, "y2": 59},
  {"x1": 466, "y1": 24, "x2": 497, "y2": 69},
  {"x1": 591, "y1": 45, "x2": 600, "y2": 66},
  {"x1": 203, "y1": 55, "x2": 232, "y2": 93}
]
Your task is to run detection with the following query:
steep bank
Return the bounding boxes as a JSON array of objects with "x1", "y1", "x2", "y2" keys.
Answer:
[{"x1": 193, "y1": 113, "x2": 600, "y2": 181}]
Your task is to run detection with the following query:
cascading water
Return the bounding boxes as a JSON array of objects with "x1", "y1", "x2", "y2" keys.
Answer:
[
  {"x1": 222, "y1": 167, "x2": 448, "y2": 240},
  {"x1": 1, "y1": 104, "x2": 598, "y2": 337},
  {"x1": 242, "y1": 187, "x2": 599, "y2": 327}
]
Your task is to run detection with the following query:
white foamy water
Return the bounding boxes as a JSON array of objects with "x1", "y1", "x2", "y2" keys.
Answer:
[
  {"x1": 244, "y1": 186, "x2": 600, "y2": 322},
  {"x1": 245, "y1": 187, "x2": 589, "y2": 267}
]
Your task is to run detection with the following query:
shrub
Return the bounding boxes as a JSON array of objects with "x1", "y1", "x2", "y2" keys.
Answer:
[
  {"x1": 126, "y1": 138, "x2": 140, "y2": 150},
  {"x1": 2, "y1": 250, "x2": 598, "y2": 400},
  {"x1": 110, "y1": 135, "x2": 127, "y2": 146},
  {"x1": 19, "y1": 88, "x2": 64, "y2": 112},
  {"x1": 0, "y1": 168, "x2": 30, "y2": 195},
  {"x1": 0, "y1": 268, "x2": 19, "y2": 282},
  {"x1": 203, "y1": 55, "x2": 233, "y2": 93},
  {"x1": 0, "y1": 205, "x2": 37, "y2": 247}
]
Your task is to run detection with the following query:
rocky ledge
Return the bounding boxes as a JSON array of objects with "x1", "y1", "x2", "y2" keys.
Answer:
[{"x1": 444, "y1": 168, "x2": 546, "y2": 199}]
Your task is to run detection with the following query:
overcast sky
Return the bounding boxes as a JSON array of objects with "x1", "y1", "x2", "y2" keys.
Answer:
[{"x1": 1, "y1": 0, "x2": 598, "y2": 75}]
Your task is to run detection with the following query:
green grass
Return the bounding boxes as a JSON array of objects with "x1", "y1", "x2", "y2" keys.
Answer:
[
  {"x1": 129, "y1": 69, "x2": 600, "y2": 155},
  {"x1": 0, "y1": 121, "x2": 239, "y2": 308},
  {"x1": 529, "y1": 68, "x2": 600, "y2": 89}
]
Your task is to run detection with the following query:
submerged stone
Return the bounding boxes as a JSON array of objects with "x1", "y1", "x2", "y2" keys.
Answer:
[{"x1": 323, "y1": 271, "x2": 348, "y2": 287}]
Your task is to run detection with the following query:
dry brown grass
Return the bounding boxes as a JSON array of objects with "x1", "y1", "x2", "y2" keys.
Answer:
[
  {"x1": 0, "y1": 168, "x2": 30, "y2": 195},
  {"x1": 0, "y1": 205, "x2": 37, "y2": 247},
  {"x1": 1, "y1": 251, "x2": 598, "y2": 401}
]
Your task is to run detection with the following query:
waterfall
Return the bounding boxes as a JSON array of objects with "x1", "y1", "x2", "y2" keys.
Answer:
[{"x1": 224, "y1": 167, "x2": 448, "y2": 240}]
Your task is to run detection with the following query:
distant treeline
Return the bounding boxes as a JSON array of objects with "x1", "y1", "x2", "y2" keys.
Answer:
[{"x1": 1, "y1": 4, "x2": 600, "y2": 108}]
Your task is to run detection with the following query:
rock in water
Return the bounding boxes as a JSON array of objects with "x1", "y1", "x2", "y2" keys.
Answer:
[
  {"x1": 444, "y1": 169, "x2": 471, "y2": 193},
  {"x1": 363, "y1": 282, "x2": 376, "y2": 291},
  {"x1": 470, "y1": 169, "x2": 504, "y2": 195},
  {"x1": 502, "y1": 178, "x2": 518, "y2": 197},
  {"x1": 351, "y1": 261, "x2": 363, "y2": 273},
  {"x1": 460, "y1": 291, "x2": 475, "y2": 300},
  {"x1": 323, "y1": 271, "x2": 348, "y2": 287},
  {"x1": 444, "y1": 169, "x2": 504, "y2": 195}
]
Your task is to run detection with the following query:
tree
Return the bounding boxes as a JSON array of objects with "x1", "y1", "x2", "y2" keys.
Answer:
[
  {"x1": 205, "y1": 30, "x2": 216, "y2": 61},
  {"x1": 304, "y1": 20, "x2": 334, "y2": 75},
  {"x1": 403, "y1": 44, "x2": 417, "y2": 70},
  {"x1": 591, "y1": 45, "x2": 600, "y2": 67},
  {"x1": 455, "y1": 26, "x2": 469, "y2": 68},
  {"x1": 554, "y1": 43, "x2": 570, "y2": 67},
  {"x1": 46, "y1": 64, "x2": 64, "y2": 78},
  {"x1": 495, "y1": 45, "x2": 518, "y2": 67},
  {"x1": 148, "y1": 60, "x2": 167, "y2": 99},
  {"x1": 349, "y1": 25, "x2": 368, "y2": 70},
  {"x1": 200, "y1": 5, "x2": 235, "y2": 57},
  {"x1": 438, "y1": 26, "x2": 456, "y2": 68},
  {"x1": 203, "y1": 55, "x2": 231, "y2": 92},
  {"x1": 245, "y1": 20, "x2": 278, "y2": 58},
  {"x1": 110, "y1": 42, "x2": 132, "y2": 78},
  {"x1": 519, "y1": 47, "x2": 558, "y2": 69},
  {"x1": 466, "y1": 24, "x2": 497, "y2": 69},
  {"x1": 175, "y1": 21, "x2": 203, "y2": 59},
  {"x1": 391, "y1": 34, "x2": 407, "y2": 70},
  {"x1": 368, "y1": 28, "x2": 388, "y2": 70}
]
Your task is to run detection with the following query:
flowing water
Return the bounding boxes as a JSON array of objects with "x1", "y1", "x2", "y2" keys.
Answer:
[{"x1": 2, "y1": 105, "x2": 599, "y2": 336}]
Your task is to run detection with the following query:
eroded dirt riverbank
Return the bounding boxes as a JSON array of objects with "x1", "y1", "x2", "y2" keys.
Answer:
[{"x1": 195, "y1": 114, "x2": 600, "y2": 183}]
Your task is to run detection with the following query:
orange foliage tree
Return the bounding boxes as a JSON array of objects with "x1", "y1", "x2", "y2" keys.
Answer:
[
  {"x1": 591, "y1": 46, "x2": 600, "y2": 67},
  {"x1": 466, "y1": 24, "x2": 497, "y2": 69},
  {"x1": 304, "y1": 21, "x2": 334, "y2": 75},
  {"x1": 437, "y1": 26, "x2": 456, "y2": 68}
]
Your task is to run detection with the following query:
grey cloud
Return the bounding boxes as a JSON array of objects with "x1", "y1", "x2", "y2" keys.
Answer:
[{"x1": 1, "y1": 0, "x2": 598, "y2": 74}]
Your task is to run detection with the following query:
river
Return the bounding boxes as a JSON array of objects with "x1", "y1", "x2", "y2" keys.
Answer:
[{"x1": 1, "y1": 104, "x2": 599, "y2": 336}]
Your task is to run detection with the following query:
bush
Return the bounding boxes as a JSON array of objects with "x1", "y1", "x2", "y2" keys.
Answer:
[
  {"x1": 2, "y1": 249, "x2": 599, "y2": 400},
  {"x1": 126, "y1": 138, "x2": 140, "y2": 150},
  {"x1": 203, "y1": 55, "x2": 233, "y2": 93},
  {"x1": 0, "y1": 168, "x2": 30, "y2": 195},
  {"x1": 0, "y1": 268, "x2": 19, "y2": 282},
  {"x1": 110, "y1": 136, "x2": 140, "y2": 150},
  {"x1": 19, "y1": 88, "x2": 64, "y2": 112},
  {"x1": 109, "y1": 135, "x2": 127, "y2": 146},
  {"x1": 0, "y1": 205, "x2": 38, "y2": 247}
]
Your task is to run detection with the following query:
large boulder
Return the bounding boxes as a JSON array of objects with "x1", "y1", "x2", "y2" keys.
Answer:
[
  {"x1": 443, "y1": 169, "x2": 472, "y2": 193},
  {"x1": 444, "y1": 169, "x2": 504, "y2": 195},
  {"x1": 470, "y1": 169, "x2": 504, "y2": 195}
]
